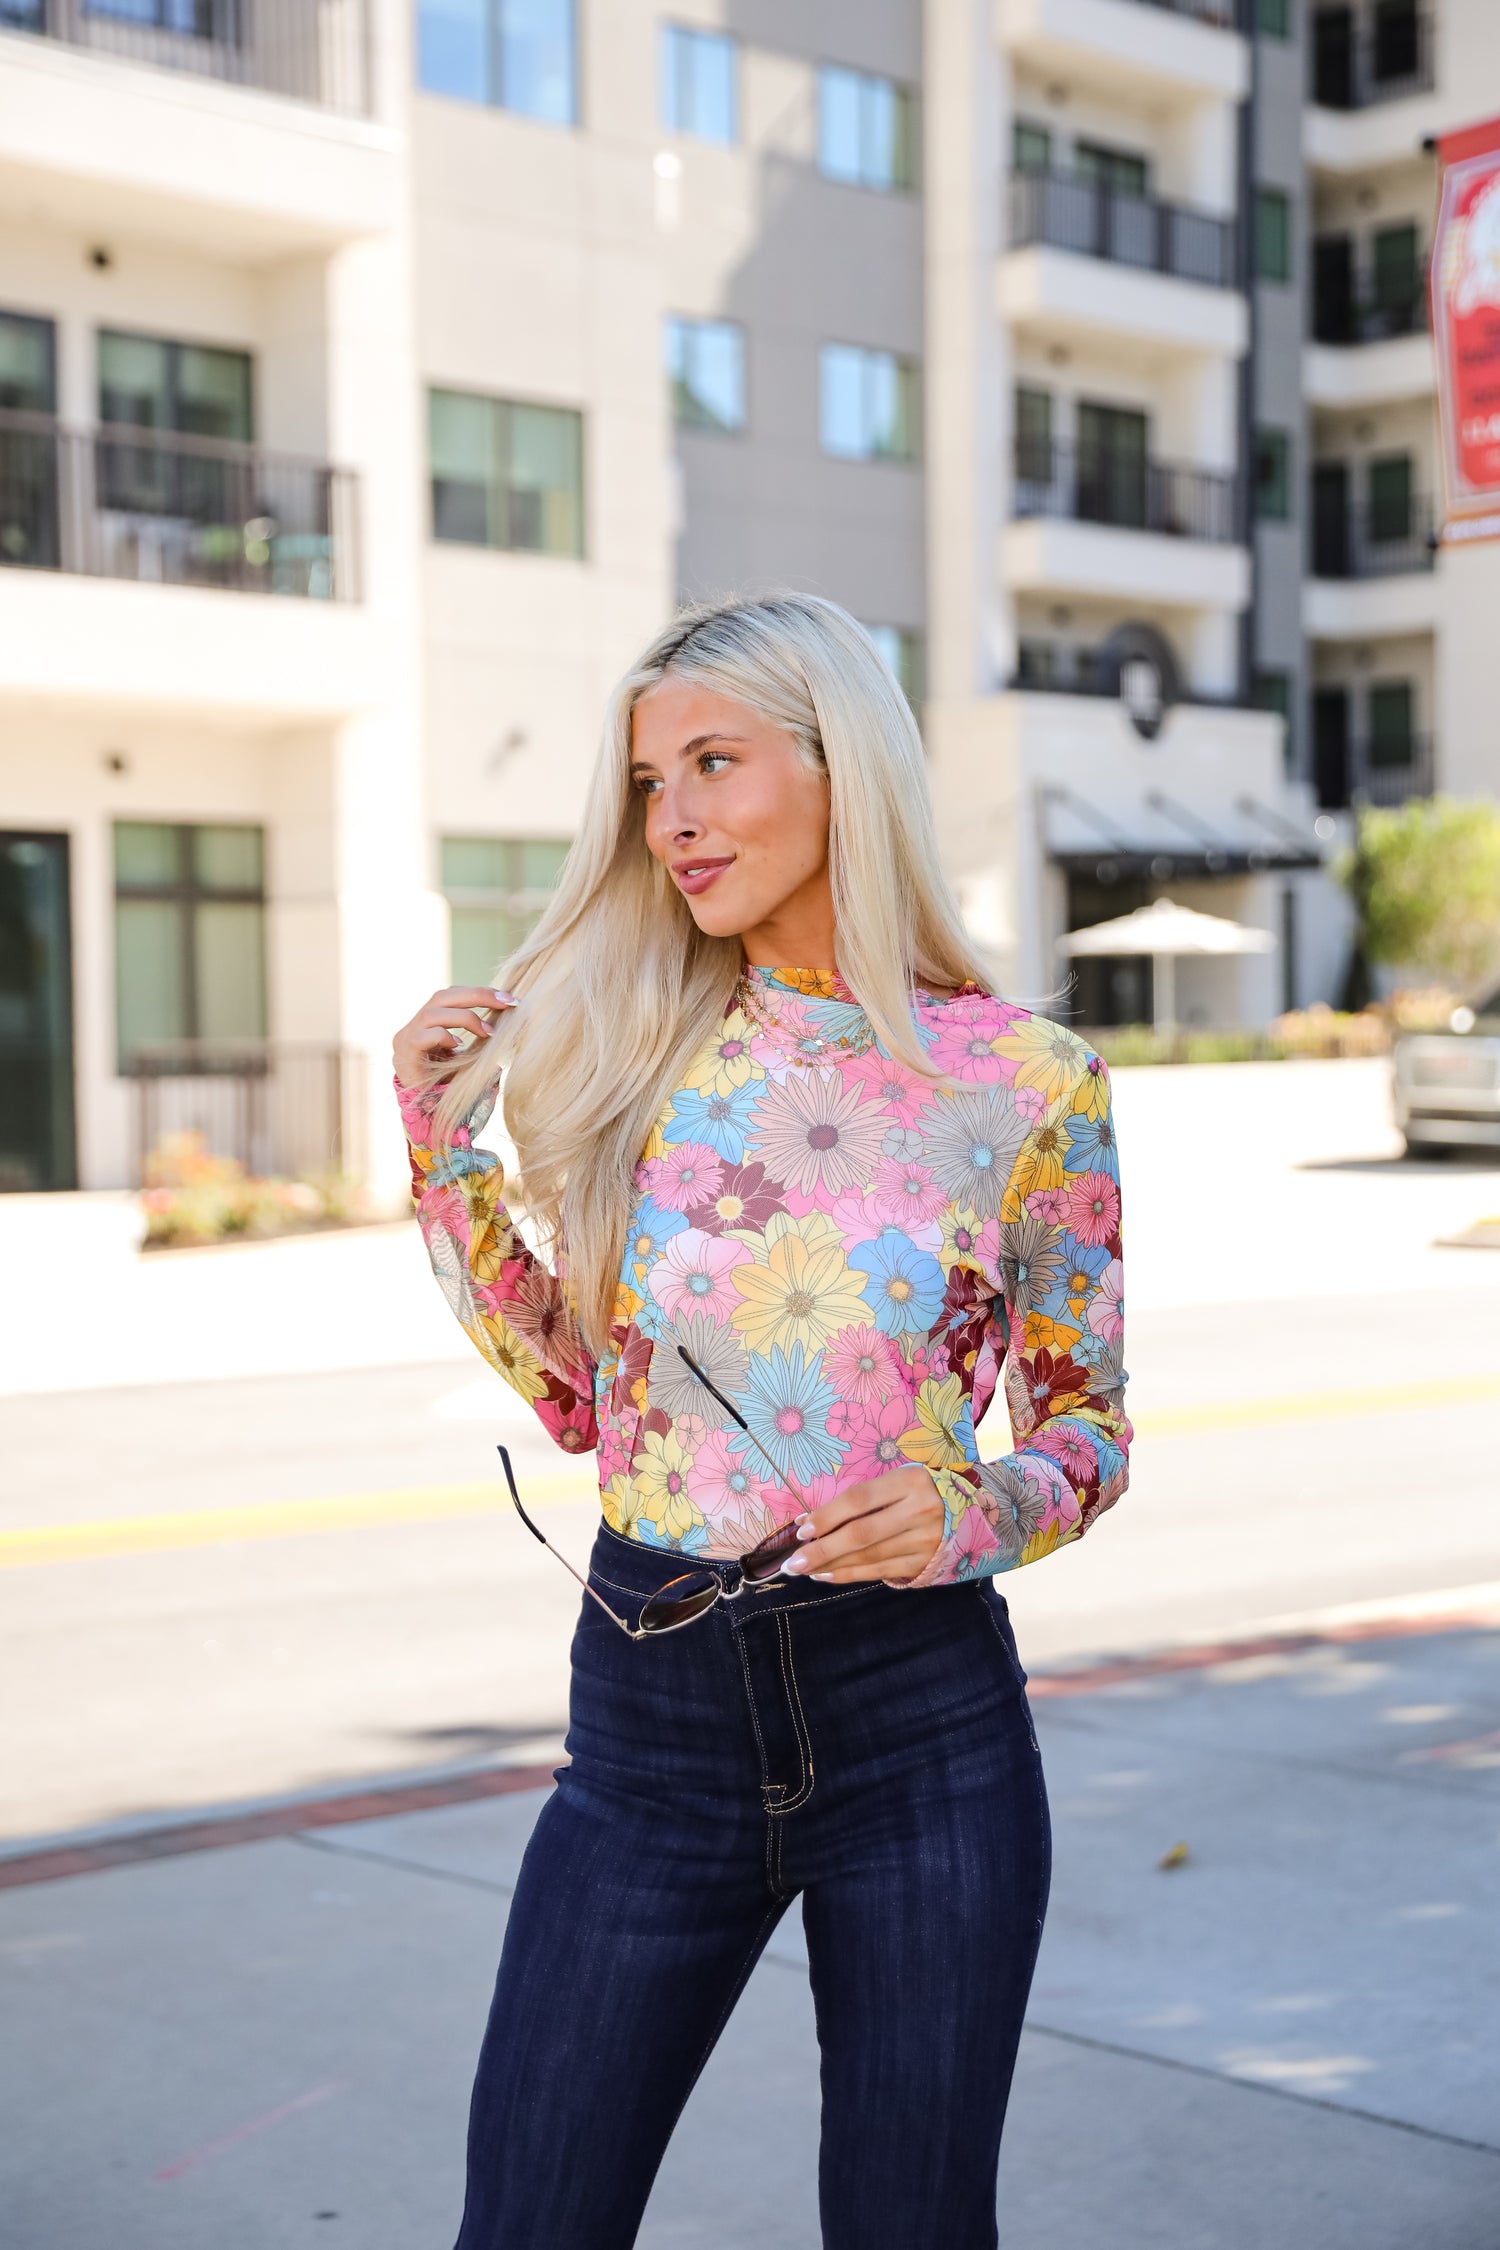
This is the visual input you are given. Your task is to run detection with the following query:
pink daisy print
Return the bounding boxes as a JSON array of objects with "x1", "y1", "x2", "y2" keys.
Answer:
[
  {"x1": 643, "y1": 1141, "x2": 724, "y2": 1215},
  {"x1": 1087, "y1": 1257, "x2": 1124, "y2": 1343},
  {"x1": 951, "y1": 1504, "x2": 1003, "y2": 1574},
  {"x1": 822, "y1": 1322, "x2": 901, "y2": 1409},
  {"x1": 870, "y1": 1156, "x2": 947, "y2": 1229},
  {"x1": 1065, "y1": 1170, "x2": 1121, "y2": 1248},
  {"x1": 928, "y1": 1014, "x2": 1008, "y2": 1082},
  {"x1": 842, "y1": 1050, "x2": 938, "y2": 1129},
  {"x1": 1013, "y1": 1083, "x2": 1047, "y2": 1124},
  {"x1": 747, "y1": 1071, "x2": 887, "y2": 1203},
  {"x1": 827, "y1": 1188, "x2": 885, "y2": 1247},
  {"x1": 647, "y1": 1227, "x2": 752, "y2": 1323},
  {"x1": 1031, "y1": 1423, "x2": 1099, "y2": 1486},
  {"x1": 687, "y1": 1426, "x2": 764, "y2": 1515},
  {"x1": 838, "y1": 1393, "x2": 912, "y2": 1480}
]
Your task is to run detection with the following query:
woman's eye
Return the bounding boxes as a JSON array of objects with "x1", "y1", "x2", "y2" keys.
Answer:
[
  {"x1": 633, "y1": 773, "x2": 662, "y2": 795},
  {"x1": 700, "y1": 751, "x2": 731, "y2": 775}
]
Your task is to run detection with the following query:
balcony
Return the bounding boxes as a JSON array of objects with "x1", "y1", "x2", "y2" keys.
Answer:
[
  {"x1": 998, "y1": 0, "x2": 1247, "y2": 106},
  {"x1": 0, "y1": 412, "x2": 357, "y2": 599},
  {"x1": 1311, "y1": 282, "x2": 1428, "y2": 348},
  {"x1": 1015, "y1": 438, "x2": 1239, "y2": 543},
  {"x1": 0, "y1": 0, "x2": 372, "y2": 115},
  {"x1": 1012, "y1": 639, "x2": 1239, "y2": 706},
  {"x1": 1310, "y1": 488, "x2": 1436, "y2": 579},
  {"x1": 1310, "y1": 3, "x2": 1433, "y2": 111},
  {"x1": 1315, "y1": 731, "x2": 1434, "y2": 809},
  {"x1": 1009, "y1": 170, "x2": 1238, "y2": 290}
]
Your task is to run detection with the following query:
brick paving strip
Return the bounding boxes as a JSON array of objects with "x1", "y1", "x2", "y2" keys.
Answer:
[{"x1": 4, "y1": 1581, "x2": 1496, "y2": 1895}]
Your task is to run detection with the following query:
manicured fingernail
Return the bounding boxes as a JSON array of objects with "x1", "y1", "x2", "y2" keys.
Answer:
[
  {"x1": 780, "y1": 1553, "x2": 809, "y2": 1575},
  {"x1": 796, "y1": 1521, "x2": 817, "y2": 1541},
  {"x1": 492, "y1": 989, "x2": 515, "y2": 1004},
  {"x1": 811, "y1": 1573, "x2": 835, "y2": 1582}
]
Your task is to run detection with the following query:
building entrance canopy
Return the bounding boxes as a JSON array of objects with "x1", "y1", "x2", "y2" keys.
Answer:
[{"x1": 1057, "y1": 895, "x2": 1276, "y2": 1032}]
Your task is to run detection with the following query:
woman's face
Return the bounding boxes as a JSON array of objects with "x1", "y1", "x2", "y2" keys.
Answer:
[{"x1": 630, "y1": 676, "x2": 833, "y2": 951}]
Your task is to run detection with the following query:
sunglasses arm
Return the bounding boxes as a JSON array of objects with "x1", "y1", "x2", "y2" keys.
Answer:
[{"x1": 496, "y1": 1445, "x2": 640, "y2": 1638}]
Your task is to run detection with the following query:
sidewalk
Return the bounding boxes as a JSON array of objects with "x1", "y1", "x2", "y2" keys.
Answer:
[{"x1": 5, "y1": 1609, "x2": 1497, "y2": 2250}]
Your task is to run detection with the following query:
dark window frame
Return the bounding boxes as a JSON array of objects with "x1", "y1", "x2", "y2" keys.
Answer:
[
  {"x1": 428, "y1": 386, "x2": 586, "y2": 558},
  {"x1": 1255, "y1": 187, "x2": 1294, "y2": 284},
  {"x1": 1255, "y1": 426, "x2": 1294, "y2": 520},
  {"x1": 112, "y1": 820, "x2": 267, "y2": 1067}
]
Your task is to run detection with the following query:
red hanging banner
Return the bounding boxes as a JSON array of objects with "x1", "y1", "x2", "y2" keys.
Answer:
[{"x1": 1433, "y1": 117, "x2": 1500, "y2": 544}]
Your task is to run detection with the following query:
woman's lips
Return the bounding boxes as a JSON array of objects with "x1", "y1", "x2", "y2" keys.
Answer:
[{"x1": 672, "y1": 856, "x2": 734, "y2": 896}]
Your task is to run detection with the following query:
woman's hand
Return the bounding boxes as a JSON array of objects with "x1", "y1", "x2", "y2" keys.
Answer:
[
  {"x1": 780, "y1": 1465, "x2": 945, "y2": 1585},
  {"x1": 392, "y1": 986, "x2": 514, "y2": 1090}
]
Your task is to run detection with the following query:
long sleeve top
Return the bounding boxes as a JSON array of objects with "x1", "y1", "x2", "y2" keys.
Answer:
[{"x1": 398, "y1": 967, "x2": 1130, "y2": 1588}]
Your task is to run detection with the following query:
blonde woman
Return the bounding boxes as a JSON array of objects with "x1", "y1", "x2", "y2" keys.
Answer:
[{"x1": 393, "y1": 592, "x2": 1130, "y2": 2250}]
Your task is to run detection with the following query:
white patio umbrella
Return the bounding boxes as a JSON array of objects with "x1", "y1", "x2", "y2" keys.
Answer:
[{"x1": 1057, "y1": 895, "x2": 1275, "y2": 1032}]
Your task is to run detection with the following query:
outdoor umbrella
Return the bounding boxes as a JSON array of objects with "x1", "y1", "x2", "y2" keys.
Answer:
[{"x1": 1056, "y1": 895, "x2": 1275, "y2": 1032}]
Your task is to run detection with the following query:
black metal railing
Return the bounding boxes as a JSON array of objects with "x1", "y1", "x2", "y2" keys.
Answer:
[
  {"x1": 0, "y1": 0, "x2": 372, "y2": 114},
  {"x1": 1311, "y1": 3, "x2": 1434, "y2": 109},
  {"x1": 1009, "y1": 169, "x2": 1238, "y2": 289},
  {"x1": 1010, "y1": 641, "x2": 1240, "y2": 705},
  {"x1": 124, "y1": 1043, "x2": 368, "y2": 1184},
  {"x1": 0, "y1": 411, "x2": 358, "y2": 598},
  {"x1": 1351, "y1": 733, "x2": 1434, "y2": 806},
  {"x1": 1311, "y1": 279, "x2": 1429, "y2": 345},
  {"x1": 1014, "y1": 437, "x2": 1240, "y2": 544},
  {"x1": 1310, "y1": 490, "x2": 1436, "y2": 578}
]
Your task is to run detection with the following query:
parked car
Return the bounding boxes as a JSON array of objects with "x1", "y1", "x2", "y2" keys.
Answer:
[{"x1": 1392, "y1": 988, "x2": 1500, "y2": 1157}]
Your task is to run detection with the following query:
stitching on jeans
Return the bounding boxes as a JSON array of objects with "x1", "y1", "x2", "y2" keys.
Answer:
[
  {"x1": 768, "y1": 1614, "x2": 815, "y2": 1814},
  {"x1": 975, "y1": 1586, "x2": 1042, "y2": 1753},
  {"x1": 739, "y1": 1582, "x2": 884, "y2": 1619},
  {"x1": 732, "y1": 1621, "x2": 783, "y2": 1872}
]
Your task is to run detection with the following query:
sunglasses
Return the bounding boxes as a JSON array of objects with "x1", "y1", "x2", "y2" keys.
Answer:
[{"x1": 499, "y1": 1346, "x2": 814, "y2": 1638}]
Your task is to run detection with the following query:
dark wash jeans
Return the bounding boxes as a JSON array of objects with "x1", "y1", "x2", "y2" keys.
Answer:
[{"x1": 453, "y1": 1522, "x2": 1051, "y2": 2250}]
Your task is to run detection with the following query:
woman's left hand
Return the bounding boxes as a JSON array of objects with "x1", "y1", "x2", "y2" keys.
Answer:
[{"x1": 780, "y1": 1466, "x2": 945, "y2": 1585}]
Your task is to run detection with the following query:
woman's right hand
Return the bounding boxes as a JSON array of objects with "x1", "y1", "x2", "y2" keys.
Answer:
[{"x1": 393, "y1": 987, "x2": 515, "y2": 1090}]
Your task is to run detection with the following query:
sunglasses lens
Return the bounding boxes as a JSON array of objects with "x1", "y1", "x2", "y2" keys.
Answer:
[
  {"x1": 639, "y1": 1572, "x2": 721, "y2": 1635},
  {"x1": 740, "y1": 1521, "x2": 801, "y2": 1582}
]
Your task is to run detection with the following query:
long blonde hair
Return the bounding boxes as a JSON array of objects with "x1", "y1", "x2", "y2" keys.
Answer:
[{"x1": 434, "y1": 591, "x2": 989, "y2": 1355}]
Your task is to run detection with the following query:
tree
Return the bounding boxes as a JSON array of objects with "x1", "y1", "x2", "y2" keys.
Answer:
[{"x1": 1338, "y1": 795, "x2": 1500, "y2": 992}]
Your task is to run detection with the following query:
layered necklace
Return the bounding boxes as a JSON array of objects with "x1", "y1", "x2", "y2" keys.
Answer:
[{"x1": 732, "y1": 968, "x2": 879, "y2": 1067}]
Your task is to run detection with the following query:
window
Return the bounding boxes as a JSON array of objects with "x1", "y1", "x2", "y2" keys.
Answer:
[
  {"x1": 1257, "y1": 0, "x2": 1291, "y2": 35},
  {"x1": 1253, "y1": 670, "x2": 1295, "y2": 770},
  {"x1": 665, "y1": 317, "x2": 746, "y2": 433},
  {"x1": 1255, "y1": 188, "x2": 1293, "y2": 282},
  {"x1": 660, "y1": 23, "x2": 737, "y2": 145},
  {"x1": 1255, "y1": 427, "x2": 1293, "y2": 519},
  {"x1": 1367, "y1": 680, "x2": 1414, "y2": 768},
  {"x1": 1372, "y1": 222, "x2": 1422, "y2": 323},
  {"x1": 1074, "y1": 140, "x2": 1151, "y2": 199},
  {"x1": 818, "y1": 65, "x2": 914, "y2": 192},
  {"x1": 113, "y1": 822, "x2": 266, "y2": 1065},
  {"x1": 819, "y1": 345, "x2": 918, "y2": 462},
  {"x1": 0, "y1": 310, "x2": 55, "y2": 415},
  {"x1": 1076, "y1": 401, "x2": 1148, "y2": 529},
  {"x1": 429, "y1": 389, "x2": 584, "y2": 556},
  {"x1": 865, "y1": 625, "x2": 925, "y2": 709},
  {"x1": 98, "y1": 331, "x2": 252, "y2": 441},
  {"x1": 442, "y1": 836, "x2": 570, "y2": 983},
  {"x1": 1014, "y1": 386, "x2": 1054, "y2": 484},
  {"x1": 1012, "y1": 120, "x2": 1052, "y2": 175},
  {"x1": 1368, "y1": 453, "x2": 1413, "y2": 544},
  {"x1": 0, "y1": 312, "x2": 59, "y2": 570},
  {"x1": 417, "y1": 0, "x2": 577, "y2": 123}
]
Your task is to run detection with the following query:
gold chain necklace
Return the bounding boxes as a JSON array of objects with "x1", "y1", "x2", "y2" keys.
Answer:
[{"x1": 733, "y1": 971, "x2": 878, "y2": 1066}]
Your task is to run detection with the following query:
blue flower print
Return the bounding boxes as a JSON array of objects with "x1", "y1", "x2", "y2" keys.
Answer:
[
  {"x1": 1062, "y1": 1106, "x2": 1120, "y2": 1181},
  {"x1": 1040, "y1": 1236, "x2": 1111, "y2": 1323},
  {"x1": 624, "y1": 1196, "x2": 689, "y2": 1282},
  {"x1": 666, "y1": 1079, "x2": 759, "y2": 1164},
  {"x1": 849, "y1": 1228, "x2": 947, "y2": 1337},
  {"x1": 741, "y1": 1342, "x2": 842, "y2": 1485}
]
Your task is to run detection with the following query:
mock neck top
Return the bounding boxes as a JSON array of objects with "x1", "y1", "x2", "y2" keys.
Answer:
[{"x1": 396, "y1": 972, "x2": 1130, "y2": 1587}]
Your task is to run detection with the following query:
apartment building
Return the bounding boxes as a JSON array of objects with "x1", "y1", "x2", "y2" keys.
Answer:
[{"x1": 0, "y1": 0, "x2": 1493, "y2": 1202}]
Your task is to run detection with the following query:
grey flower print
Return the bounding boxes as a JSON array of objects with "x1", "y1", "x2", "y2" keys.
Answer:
[{"x1": 924, "y1": 1090, "x2": 1030, "y2": 1222}]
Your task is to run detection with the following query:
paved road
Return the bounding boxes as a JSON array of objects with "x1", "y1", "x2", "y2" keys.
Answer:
[{"x1": 4, "y1": 1060, "x2": 1499, "y2": 1843}]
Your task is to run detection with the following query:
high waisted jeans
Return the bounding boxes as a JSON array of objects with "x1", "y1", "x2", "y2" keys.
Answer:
[{"x1": 453, "y1": 1523, "x2": 1051, "y2": 2250}]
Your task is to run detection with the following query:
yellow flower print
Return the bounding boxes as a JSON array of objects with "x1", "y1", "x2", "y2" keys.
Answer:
[
  {"x1": 684, "y1": 1029, "x2": 761, "y2": 1099},
  {"x1": 731, "y1": 1227, "x2": 871, "y2": 1356},
  {"x1": 479, "y1": 1312, "x2": 547, "y2": 1399},
  {"x1": 1021, "y1": 1519, "x2": 1068, "y2": 1566},
  {"x1": 640, "y1": 1119, "x2": 668, "y2": 1167},
  {"x1": 1006, "y1": 1015, "x2": 1090, "y2": 1103},
  {"x1": 938, "y1": 1207, "x2": 986, "y2": 1274},
  {"x1": 469, "y1": 1218, "x2": 506, "y2": 1285},
  {"x1": 1070, "y1": 1053, "x2": 1110, "y2": 1123},
  {"x1": 611, "y1": 1280, "x2": 643, "y2": 1330},
  {"x1": 903, "y1": 1375, "x2": 971, "y2": 1470},
  {"x1": 761, "y1": 1207, "x2": 845, "y2": 1259},
  {"x1": 601, "y1": 1473, "x2": 646, "y2": 1538},
  {"x1": 1005, "y1": 1113, "x2": 1073, "y2": 1212},
  {"x1": 634, "y1": 1428, "x2": 704, "y2": 1544},
  {"x1": 1024, "y1": 1310, "x2": 1081, "y2": 1354}
]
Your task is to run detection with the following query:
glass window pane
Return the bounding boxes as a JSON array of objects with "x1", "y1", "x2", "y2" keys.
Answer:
[
  {"x1": 194, "y1": 901, "x2": 267, "y2": 1043},
  {"x1": 1372, "y1": 222, "x2": 1419, "y2": 310},
  {"x1": 507, "y1": 402, "x2": 583, "y2": 555},
  {"x1": 499, "y1": 0, "x2": 576, "y2": 125},
  {"x1": 430, "y1": 388, "x2": 501, "y2": 547},
  {"x1": 176, "y1": 346, "x2": 253, "y2": 443},
  {"x1": 1013, "y1": 120, "x2": 1052, "y2": 174},
  {"x1": 0, "y1": 312, "x2": 56, "y2": 414},
  {"x1": 1255, "y1": 427, "x2": 1292, "y2": 519},
  {"x1": 194, "y1": 824, "x2": 264, "y2": 893},
  {"x1": 1368, "y1": 680, "x2": 1414, "y2": 763},
  {"x1": 418, "y1": 0, "x2": 489, "y2": 100},
  {"x1": 667, "y1": 317, "x2": 745, "y2": 432},
  {"x1": 1368, "y1": 454, "x2": 1413, "y2": 540},
  {"x1": 820, "y1": 344, "x2": 868, "y2": 458},
  {"x1": 1256, "y1": 189, "x2": 1292, "y2": 282},
  {"x1": 1257, "y1": 0, "x2": 1290, "y2": 32},
  {"x1": 115, "y1": 898, "x2": 187, "y2": 1058},
  {"x1": 450, "y1": 904, "x2": 517, "y2": 986},
  {"x1": 690, "y1": 28, "x2": 735, "y2": 143},
  {"x1": 114, "y1": 820, "x2": 183, "y2": 890},
  {"x1": 442, "y1": 836, "x2": 513, "y2": 891},
  {"x1": 517, "y1": 837, "x2": 570, "y2": 890},
  {"x1": 99, "y1": 332, "x2": 170, "y2": 430},
  {"x1": 872, "y1": 354, "x2": 916, "y2": 460},
  {"x1": 819, "y1": 66, "x2": 863, "y2": 183}
]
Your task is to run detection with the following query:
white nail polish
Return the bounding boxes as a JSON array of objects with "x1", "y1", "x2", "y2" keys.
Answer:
[{"x1": 781, "y1": 1553, "x2": 809, "y2": 1575}]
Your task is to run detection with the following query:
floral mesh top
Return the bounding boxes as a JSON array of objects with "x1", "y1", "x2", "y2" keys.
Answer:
[{"x1": 398, "y1": 968, "x2": 1130, "y2": 1589}]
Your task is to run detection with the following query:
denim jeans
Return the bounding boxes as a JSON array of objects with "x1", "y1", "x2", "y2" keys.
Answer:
[{"x1": 453, "y1": 1522, "x2": 1051, "y2": 2250}]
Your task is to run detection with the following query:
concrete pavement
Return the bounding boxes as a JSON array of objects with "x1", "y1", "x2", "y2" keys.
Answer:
[{"x1": 4, "y1": 1614, "x2": 1498, "y2": 2250}]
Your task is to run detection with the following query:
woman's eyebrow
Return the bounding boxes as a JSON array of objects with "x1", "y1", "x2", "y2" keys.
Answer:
[{"x1": 676, "y1": 731, "x2": 750, "y2": 757}]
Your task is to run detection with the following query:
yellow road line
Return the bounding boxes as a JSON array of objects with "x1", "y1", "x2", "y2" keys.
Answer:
[
  {"x1": 3, "y1": 1370, "x2": 1497, "y2": 1570},
  {"x1": 0, "y1": 1472, "x2": 596, "y2": 1569}
]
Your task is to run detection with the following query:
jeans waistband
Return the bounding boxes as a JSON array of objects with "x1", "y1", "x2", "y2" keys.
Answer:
[{"x1": 590, "y1": 1516, "x2": 891, "y2": 1615}]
